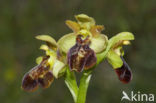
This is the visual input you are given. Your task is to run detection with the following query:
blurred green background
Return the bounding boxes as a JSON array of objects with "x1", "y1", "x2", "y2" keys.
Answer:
[{"x1": 0, "y1": 0, "x2": 156, "y2": 103}]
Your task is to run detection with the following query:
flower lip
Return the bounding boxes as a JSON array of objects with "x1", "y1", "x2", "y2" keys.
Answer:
[
  {"x1": 21, "y1": 73, "x2": 38, "y2": 92},
  {"x1": 115, "y1": 56, "x2": 132, "y2": 84},
  {"x1": 68, "y1": 35, "x2": 97, "y2": 72},
  {"x1": 38, "y1": 71, "x2": 54, "y2": 88},
  {"x1": 21, "y1": 55, "x2": 54, "y2": 92}
]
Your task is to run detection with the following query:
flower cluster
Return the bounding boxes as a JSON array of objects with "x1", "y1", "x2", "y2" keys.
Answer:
[{"x1": 22, "y1": 14, "x2": 134, "y2": 92}]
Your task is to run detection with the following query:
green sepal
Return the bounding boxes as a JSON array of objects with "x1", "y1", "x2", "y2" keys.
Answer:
[
  {"x1": 52, "y1": 59, "x2": 66, "y2": 78},
  {"x1": 57, "y1": 33, "x2": 76, "y2": 53},
  {"x1": 90, "y1": 34, "x2": 108, "y2": 53},
  {"x1": 108, "y1": 32, "x2": 134, "y2": 49},
  {"x1": 57, "y1": 33, "x2": 108, "y2": 54},
  {"x1": 75, "y1": 14, "x2": 95, "y2": 30},
  {"x1": 35, "y1": 35, "x2": 57, "y2": 47},
  {"x1": 75, "y1": 14, "x2": 95, "y2": 24},
  {"x1": 107, "y1": 50, "x2": 123, "y2": 69}
]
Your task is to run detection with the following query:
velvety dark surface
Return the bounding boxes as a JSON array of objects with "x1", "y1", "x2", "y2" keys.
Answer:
[{"x1": 0, "y1": 0, "x2": 156, "y2": 103}]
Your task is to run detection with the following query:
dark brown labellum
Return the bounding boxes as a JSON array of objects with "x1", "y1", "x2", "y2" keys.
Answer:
[
  {"x1": 22, "y1": 73, "x2": 38, "y2": 92},
  {"x1": 22, "y1": 56, "x2": 54, "y2": 92},
  {"x1": 85, "y1": 51, "x2": 97, "y2": 70},
  {"x1": 115, "y1": 56, "x2": 132, "y2": 84},
  {"x1": 38, "y1": 71, "x2": 54, "y2": 88},
  {"x1": 67, "y1": 35, "x2": 97, "y2": 72}
]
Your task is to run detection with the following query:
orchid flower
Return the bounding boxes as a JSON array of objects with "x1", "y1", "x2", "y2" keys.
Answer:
[{"x1": 21, "y1": 14, "x2": 134, "y2": 103}]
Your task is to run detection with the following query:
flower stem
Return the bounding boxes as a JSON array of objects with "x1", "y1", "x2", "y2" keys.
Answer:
[
  {"x1": 65, "y1": 44, "x2": 110, "y2": 103},
  {"x1": 65, "y1": 67, "x2": 78, "y2": 102},
  {"x1": 76, "y1": 71, "x2": 92, "y2": 103}
]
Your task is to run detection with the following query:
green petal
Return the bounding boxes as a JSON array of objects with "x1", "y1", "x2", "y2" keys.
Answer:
[
  {"x1": 36, "y1": 56, "x2": 43, "y2": 64},
  {"x1": 107, "y1": 50, "x2": 123, "y2": 69},
  {"x1": 46, "y1": 50, "x2": 57, "y2": 68},
  {"x1": 52, "y1": 60, "x2": 65, "y2": 78},
  {"x1": 39, "y1": 44, "x2": 49, "y2": 51},
  {"x1": 35, "y1": 35, "x2": 57, "y2": 47},
  {"x1": 57, "y1": 33, "x2": 76, "y2": 53},
  {"x1": 90, "y1": 25, "x2": 105, "y2": 36},
  {"x1": 66, "y1": 20, "x2": 80, "y2": 33},
  {"x1": 90, "y1": 34, "x2": 108, "y2": 53},
  {"x1": 108, "y1": 32, "x2": 134, "y2": 49}
]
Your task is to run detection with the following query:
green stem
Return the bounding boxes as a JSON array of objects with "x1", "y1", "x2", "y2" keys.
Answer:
[
  {"x1": 65, "y1": 45, "x2": 110, "y2": 103},
  {"x1": 76, "y1": 71, "x2": 92, "y2": 103},
  {"x1": 65, "y1": 68, "x2": 78, "y2": 102}
]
